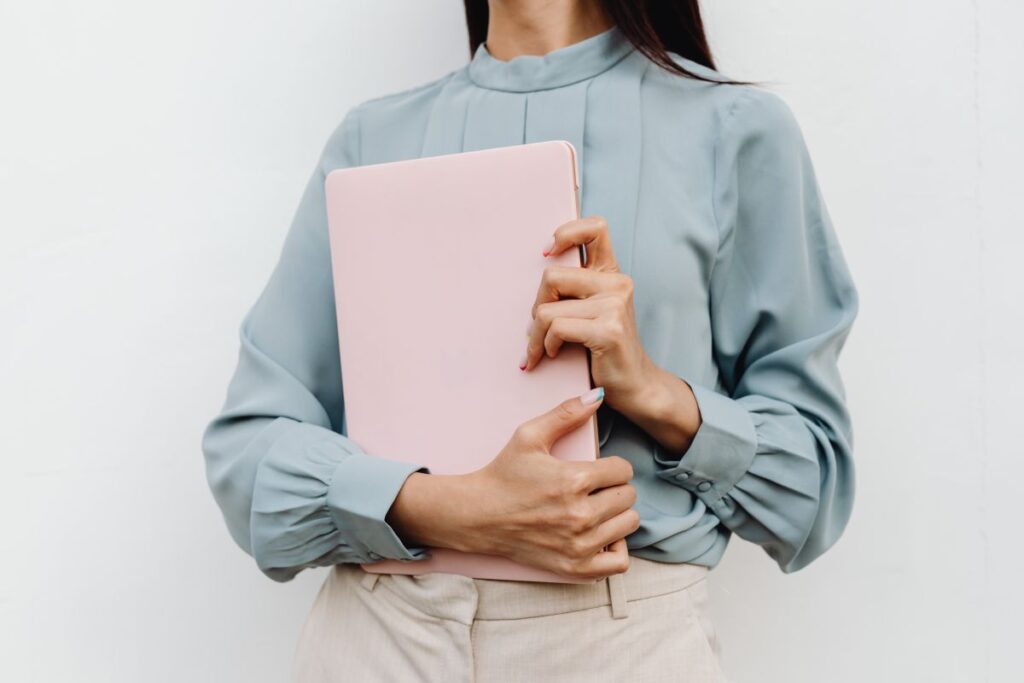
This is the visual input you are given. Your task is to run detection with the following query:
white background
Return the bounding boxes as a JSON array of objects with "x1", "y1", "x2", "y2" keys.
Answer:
[{"x1": 2, "y1": 1, "x2": 1021, "y2": 681}]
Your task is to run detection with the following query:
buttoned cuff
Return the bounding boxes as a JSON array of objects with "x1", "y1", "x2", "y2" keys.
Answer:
[
  {"x1": 327, "y1": 453, "x2": 434, "y2": 563},
  {"x1": 653, "y1": 382, "x2": 758, "y2": 509}
]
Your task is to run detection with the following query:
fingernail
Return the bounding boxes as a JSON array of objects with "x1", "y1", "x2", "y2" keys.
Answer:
[
  {"x1": 541, "y1": 237, "x2": 555, "y2": 257},
  {"x1": 579, "y1": 386, "x2": 604, "y2": 405},
  {"x1": 519, "y1": 350, "x2": 528, "y2": 370}
]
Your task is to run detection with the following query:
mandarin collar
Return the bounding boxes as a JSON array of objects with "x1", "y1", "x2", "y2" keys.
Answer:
[{"x1": 467, "y1": 24, "x2": 636, "y2": 93}]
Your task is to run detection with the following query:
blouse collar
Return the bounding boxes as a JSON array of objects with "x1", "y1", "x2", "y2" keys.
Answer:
[{"x1": 467, "y1": 24, "x2": 636, "y2": 93}]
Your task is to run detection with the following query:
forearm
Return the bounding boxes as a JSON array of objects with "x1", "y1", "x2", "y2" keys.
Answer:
[
  {"x1": 614, "y1": 363, "x2": 703, "y2": 455},
  {"x1": 387, "y1": 471, "x2": 491, "y2": 555}
]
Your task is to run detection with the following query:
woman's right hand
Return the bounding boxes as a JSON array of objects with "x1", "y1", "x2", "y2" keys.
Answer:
[{"x1": 387, "y1": 387, "x2": 640, "y2": 581}]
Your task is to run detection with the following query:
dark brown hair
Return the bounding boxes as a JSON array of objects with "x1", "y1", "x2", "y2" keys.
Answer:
[{"x1": 463, "y1": 1, "x2": 752, "y2": 86}]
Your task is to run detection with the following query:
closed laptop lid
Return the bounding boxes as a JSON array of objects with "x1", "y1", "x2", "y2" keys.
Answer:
[
  {"x1": 325, "y1": 140, "x2": 597, "y2": 475},
  {"x1": 324, "y1": 140, "x2": 598, "y2": 583}
]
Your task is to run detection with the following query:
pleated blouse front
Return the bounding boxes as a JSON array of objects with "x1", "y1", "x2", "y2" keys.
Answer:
[{"x1": 202, "y1": 25, "x2": 859, "y2": 582}]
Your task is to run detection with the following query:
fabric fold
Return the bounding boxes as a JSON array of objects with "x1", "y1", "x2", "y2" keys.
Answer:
[
  {"x1": 250, "y1": 419, "x2": 432, "y2": 582},
  {"x1": 579, "y1": 49, "x2": 647, "y2": 276},
  {"x1": 201, "y1": 24, "x2": 858, "y2": 583},
  {"x1": 650, "y1": 87, "x2": 857, "y2": 572},
  {"x1": 523, "y1": 80, "x2": 590, "y2": 186}
]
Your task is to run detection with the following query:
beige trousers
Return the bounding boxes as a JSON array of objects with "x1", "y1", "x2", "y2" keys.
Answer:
[{"x1": 291, "y1": 556, "x2": 728, "y2": 682}]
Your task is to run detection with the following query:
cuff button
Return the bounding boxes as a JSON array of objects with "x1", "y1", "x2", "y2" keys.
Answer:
[
  {"x1": 673, "y1": 471, "x2": 692, "y2": 482},
  {"x1": 696, "y1": 481, "x2": 712, "y2": 492},
  {"x1": 367, "y1": 551, "x2": 382, "y2": 560}
]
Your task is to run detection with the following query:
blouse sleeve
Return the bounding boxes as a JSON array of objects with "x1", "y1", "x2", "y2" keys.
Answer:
[
  {"x1": 201, "y1": 107, "x2": 433, "y2": 582},
  {"x1": 653, "y1": 89, "x2": 859, "y2": 573}
]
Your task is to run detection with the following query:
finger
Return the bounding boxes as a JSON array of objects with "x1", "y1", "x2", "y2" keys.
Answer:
[
  {"x1": 526, "y1": 318, "x2": 594, "y2": 372},
  {"x1": 586, "y1": 483, "x2": 638, "y2": 524},
  {"x1": 531, "y1": 265, "x2": 624, "y2": 316},
  {"x1": 578, "y1": 537, "x2": 630, "y2": 579},
  {"x1": 541, "y1": 317, "x2": 597, "y2": 363},
  {"x1": 517, "y1": 388, "x2": 604, "y2": 451},
  {"x1": 543, "y1": 216, "x2": 620, "y2": 272},
  {"x1": 532, "y1": 265, "x2": 603, "y2": 313},
  {"x1": 585, "y1": 507, "x2": 641, "y2": 552},
  {"x1": 525, "y1": 300, "x2": 603, "y2": 371},
  {"x1": 569, "y1": 455, "x2": 634, "y2": 493}
]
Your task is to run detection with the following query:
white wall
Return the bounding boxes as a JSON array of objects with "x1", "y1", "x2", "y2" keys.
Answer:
[
  {"x1": 1, "y1": 1, "x2": 1020, "y2": 681},
  {"x1": 703, "y1": 2, "x2": 1023, "y2": 681}
]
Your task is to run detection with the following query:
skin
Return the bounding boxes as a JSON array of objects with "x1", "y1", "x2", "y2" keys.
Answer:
[
  {"x1": 528, "y1": 216, "x2": 703, "y2": 455},
  {"x1": 387, "y1": 0, "x2": 704, "y2": 581},
  {"x1": 482, "y1": 0, "x2": 615, "y2": 59}
]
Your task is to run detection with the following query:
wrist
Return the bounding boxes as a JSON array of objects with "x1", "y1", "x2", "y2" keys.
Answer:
[
  {"x1": 613, "y1": 359, "x2": 668, "y2": 422},
  {"x1": 386, "y1": 471, "x2": 487, "y2": 554},
  {"x1": 617, "y1": 365, "x2": 702, "y2": 454}
]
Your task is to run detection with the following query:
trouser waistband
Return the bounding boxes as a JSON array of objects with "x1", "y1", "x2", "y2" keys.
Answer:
[
  {"x1": 472, "y1": 556, "x2": 708, "y2": 620},
  {"x1": 354, "y1": 556, "x2": 709, "y2": 621}
]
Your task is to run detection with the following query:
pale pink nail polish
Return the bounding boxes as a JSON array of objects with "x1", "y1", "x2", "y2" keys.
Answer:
[
  {"x1": 541, "y1": 237, "x2": 555, "y2": 257},
  {"x1": 519, "y1": 350, "x2": 528, "y2": 370},
  {"x1": 579, "y1": 386, "x2": 605, "y2": 405}
]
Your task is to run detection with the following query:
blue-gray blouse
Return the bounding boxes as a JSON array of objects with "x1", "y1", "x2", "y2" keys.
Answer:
[{"x1": 202, "y1": 25, "x2": 858, "y2": 582}]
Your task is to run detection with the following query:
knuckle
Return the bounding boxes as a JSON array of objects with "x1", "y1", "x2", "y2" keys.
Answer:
[
  {"x1": 512, "y1": 423, "x2": 538, "y2": 448},
  {"x1": 565, "y1": 468, "x2": 591, "y2": 495},
  {"x1": 627, "y1": 508, "x2": 641, "y2": 530},
  {"x1": 621, "y1": 459, "x2": 635, "y2": 480},
  {"x1": 555, "y1": 556, "x2": 580, "y2": 577},
  {"x1": 604, "y1": 318, "x2": 624, "y2": 340},
  {"x1": 575, "y1": 561, "x2": 601, "y2": 581},
  {"x1": 565, "y1": 536, "x2": 589, "y2": 559},
  {"x1": 625, "y1": 484, "x2": 638, "y2": 506},
  {"x1": 615, "y1": 273, "x2": 633, "y2": 294},
  {"x1": 564, "y1": 503, "x2": 593, "y2": 533},
  {"x1": 554, "y1": 400, "x2": 577, "y2": 423},
  {"x1": 541, "y1": 481, "x2": 566, "y2": 502},
  {"x1": 535, "y1": 302, "x2": 554, "y2": 325}
]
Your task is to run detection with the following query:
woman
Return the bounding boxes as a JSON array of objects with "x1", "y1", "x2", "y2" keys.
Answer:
[{"x1": 202, "y1": 1, "x2": 858, "y2": 680}]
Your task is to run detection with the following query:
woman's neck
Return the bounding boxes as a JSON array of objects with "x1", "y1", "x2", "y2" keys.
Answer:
[{"x1": 484, "y1": 0, "x2": 614, "y2": 60}]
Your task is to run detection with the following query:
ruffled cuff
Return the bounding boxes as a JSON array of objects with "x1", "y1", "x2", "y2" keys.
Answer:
[
  {"x1": 653, "y1": 383, "x2": 758, "y2": 510},
  {"x1": 250, "y1": 419, "x2": 432, "y2": 581},
  {"x1": 653, "y1": 383, "x2": 828, "y2": 570}
]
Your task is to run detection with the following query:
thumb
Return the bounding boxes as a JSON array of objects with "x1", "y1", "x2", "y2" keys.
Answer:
[{"x1": 523, "y1": 386, "x2": 604, "y2": 452}]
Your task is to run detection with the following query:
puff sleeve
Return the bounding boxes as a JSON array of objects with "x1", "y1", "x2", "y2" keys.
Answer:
[
  {"x1": 653, "y1": 89, "x2": 859, "y2": 573},
  {"x1": 201, "y1": 107, "x2": 433, "y2": 582}
]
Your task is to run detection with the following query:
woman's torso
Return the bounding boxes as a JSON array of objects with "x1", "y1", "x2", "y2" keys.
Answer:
[{"x1": 329, "y1": 26, "x2": 755, "y2": 568}]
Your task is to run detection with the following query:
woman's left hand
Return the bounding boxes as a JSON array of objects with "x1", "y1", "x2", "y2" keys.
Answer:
[{"x1": 521, "y1": 215, "x2": 658, "y2": 413}]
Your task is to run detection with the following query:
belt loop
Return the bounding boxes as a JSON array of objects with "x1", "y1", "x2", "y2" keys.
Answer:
[
  {"x1": 607, "y1": 573, "x2": 629, "y2": 619},
  {"x1": 359, "y1": 569, "x2": 381, "y2": 592}
]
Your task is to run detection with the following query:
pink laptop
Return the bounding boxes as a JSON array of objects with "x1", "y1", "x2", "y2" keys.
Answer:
[{"x1": 324, "y1": 140, "x2": 600, "y2": 584}]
